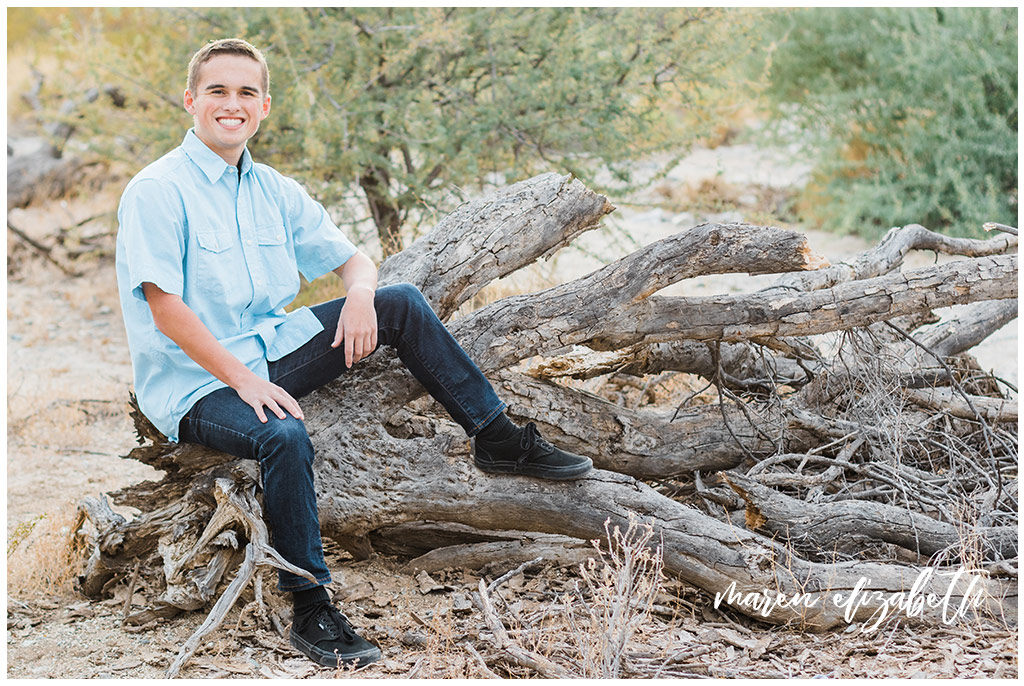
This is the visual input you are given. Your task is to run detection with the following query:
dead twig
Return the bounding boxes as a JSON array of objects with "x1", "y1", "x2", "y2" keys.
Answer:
[
  {"x1": 165, "y1": 478, "x2": 318, "y2": 678},
  {"x1": 486, "y1": 556, "x2": 544, "y2": 595},
  {"x1": 7, "y1": 221, "x2": 82, "y2": 277},
  {"x1": 463, "y1": 642, "x2": 503, "y2": 679},
  {"x1": 119, "y1": 559, "x2": 141, "y2": 627},
  {"x1": 983, "y1": 222, "x2": 1018, "y2": 236},
  {"x1": 473, "y1": 577, "x2": 572, "y2": 678}
]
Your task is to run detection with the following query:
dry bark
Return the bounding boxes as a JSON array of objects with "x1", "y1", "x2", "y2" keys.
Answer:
[{"x1": 75, "y1": 173, "x2": 1018, "y2": 675}]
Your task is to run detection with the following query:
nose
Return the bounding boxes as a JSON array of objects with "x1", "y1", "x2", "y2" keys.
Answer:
[{"x1": 223, "y1": 93, "x2": 241, "y2": 111}]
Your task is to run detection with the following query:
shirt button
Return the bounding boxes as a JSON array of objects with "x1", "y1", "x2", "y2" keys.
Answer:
[{"x1": 246, "y1": 239, "x2": 254, "y2": 246}]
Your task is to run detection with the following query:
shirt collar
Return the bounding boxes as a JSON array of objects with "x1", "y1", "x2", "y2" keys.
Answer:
[{"x1": 181, "y1": 128, "x2": 253, "y2": 183}]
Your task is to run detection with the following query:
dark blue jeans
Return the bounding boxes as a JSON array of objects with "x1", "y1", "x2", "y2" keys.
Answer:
[{"x1": 178, "y1": 283, "x2": 505, "y2": 591}]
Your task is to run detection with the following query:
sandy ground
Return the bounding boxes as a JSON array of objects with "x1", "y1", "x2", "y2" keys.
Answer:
[{"x1": 5, "y1": 145, "x2": 1018, "y2": 678}]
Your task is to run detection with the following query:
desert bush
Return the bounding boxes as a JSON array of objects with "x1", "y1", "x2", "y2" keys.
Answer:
[
  {"x1": 562, "y1": 514, "x2": 665, "y2": 678},
  {"x1": 473, "y1": 512, "x2": 666, "y2": 678},
  {"x1": 760, "y1": 7, "x2": 1017, "y2": 238}
]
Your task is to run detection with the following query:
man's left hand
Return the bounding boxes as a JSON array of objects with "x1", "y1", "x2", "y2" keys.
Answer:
[{"x1": 332, "y1": 285, "x2": 378, "y2": 368}]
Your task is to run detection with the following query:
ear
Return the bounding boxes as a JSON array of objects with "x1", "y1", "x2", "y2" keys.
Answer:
[
  {"x1": 261, "y1": 94, "x2": 271, "y2": 120},
  {"x1": 183, "y1": 89, "x2": 196, "y2": 116}
]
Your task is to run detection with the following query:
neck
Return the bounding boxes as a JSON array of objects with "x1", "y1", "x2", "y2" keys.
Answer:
[{"x1": 193, "y1": 130, "x2": 244, "y2": 166}]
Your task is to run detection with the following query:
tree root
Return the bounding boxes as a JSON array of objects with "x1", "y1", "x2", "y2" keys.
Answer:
[{"x1": 165, "y1": 472, "x2": 316, "y2": 678}]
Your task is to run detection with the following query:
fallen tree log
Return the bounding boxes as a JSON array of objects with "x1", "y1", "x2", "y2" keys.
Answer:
[
  {"x1": 75, "y1": 173, "x2": 1017, "y2": 675},
  {"x1": 722, "y1": 471, "x2": 1018, "y2": 561}
]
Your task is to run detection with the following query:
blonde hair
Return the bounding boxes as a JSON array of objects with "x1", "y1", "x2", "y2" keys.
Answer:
[{"x1": 186, "y1": 38, "x2": 270, "y2": 95}]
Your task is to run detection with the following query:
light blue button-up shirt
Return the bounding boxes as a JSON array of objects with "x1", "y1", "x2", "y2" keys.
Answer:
[{"x1": 115, "y1": 129, "x2": 357, "y2": 441}]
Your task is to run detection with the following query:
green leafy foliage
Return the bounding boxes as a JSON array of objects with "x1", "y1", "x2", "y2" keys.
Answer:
[
  {"x1": 760, "y1": 8, "x2": 1017, "y2": 238},
  {"x1": 30, "y1": 7, "x2": 754, "y2": 253}
]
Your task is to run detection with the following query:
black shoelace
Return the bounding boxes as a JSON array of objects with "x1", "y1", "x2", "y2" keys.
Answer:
[
  {"x1": 308, "y1": 604, "x2": 356, "y2": 642},
  {"x1": 517, "y1": 422, "x2": 555, "y2": 469}
]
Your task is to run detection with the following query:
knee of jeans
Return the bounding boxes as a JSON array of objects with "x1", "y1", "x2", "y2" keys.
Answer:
[
  {"x1": 380, "y1": 282, "x2": 430, "y2": 313},
  {"x1": 255, "y1": 416, "x2": 314, "y2": 465}
]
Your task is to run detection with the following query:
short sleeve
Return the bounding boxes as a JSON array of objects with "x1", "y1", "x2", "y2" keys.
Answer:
[
  {"x1": 119, "y1": 179, "x2": 186, "y2": 301},
  {"x1": 285, "y1": 177, "x2": 358, "y2": 281}
]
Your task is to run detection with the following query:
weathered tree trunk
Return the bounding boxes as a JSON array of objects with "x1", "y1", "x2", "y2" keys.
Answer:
[
  {"x1": 359, "y1": 166, "x2": 404, "y2": 257},
  {"x1": 76, "y1": 173, "x2": 1018, "y2": 674}
]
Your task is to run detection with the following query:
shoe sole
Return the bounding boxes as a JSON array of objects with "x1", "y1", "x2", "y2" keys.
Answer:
[
  {"x1": 290, "y1": 631, "x2": 382, "y2": 668},
  {"x1": 474, "y1": 457, "x2": 594, "y2": 480}
]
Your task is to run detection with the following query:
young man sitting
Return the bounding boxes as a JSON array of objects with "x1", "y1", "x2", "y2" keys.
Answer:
[{"x1": 115, "y1": 38, "x2": 592, "y2": 668}]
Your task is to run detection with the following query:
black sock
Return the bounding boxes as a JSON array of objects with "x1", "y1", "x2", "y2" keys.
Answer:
[
  {"x1": 292, "y1": 585, "x2": 330, "y2": 614},
  {"x1": 476, "y1": 413, "x2": 520, "y2": 443}
]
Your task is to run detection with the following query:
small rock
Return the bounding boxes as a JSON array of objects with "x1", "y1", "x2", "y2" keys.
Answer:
[
  {"x1": 451, "y1": 592, "x2": 473, "y2": 613},
  {"x1": 400, "y1": 630, "x2": 428, "y2": 647},
  {"x1": 416, "y1": 570, "x2": 443, "y2": 594},
  {"x1": 337, "y1": 581, "x2": 374, "y2": 603}
]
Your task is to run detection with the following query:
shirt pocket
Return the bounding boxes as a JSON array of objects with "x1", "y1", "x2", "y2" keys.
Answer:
[
  {"x1": 256, "y1": 222, "x2": 298, "y2": 290},
  {"x1": 195, "y1": 230, "x2": 233, "y2": 253},
  {"x1": 193, "y1": 229, "x2": 237, "y2": 298}
]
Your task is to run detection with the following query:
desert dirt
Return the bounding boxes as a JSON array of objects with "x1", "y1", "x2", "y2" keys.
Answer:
[{"x1": 6, "y1": 144, "x2": 1018, "y2": 678}]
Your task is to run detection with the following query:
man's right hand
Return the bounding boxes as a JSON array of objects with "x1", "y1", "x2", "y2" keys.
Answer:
[{"x1": 234, "y1": 375, "x2": 304, "y2": 423}]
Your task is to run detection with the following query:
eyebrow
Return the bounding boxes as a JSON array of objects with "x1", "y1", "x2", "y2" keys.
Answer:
[{"x1": 203, "y1": 83, "x2": 260, "y2": 94}]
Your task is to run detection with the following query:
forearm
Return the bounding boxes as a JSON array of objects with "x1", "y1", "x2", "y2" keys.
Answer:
[
  {"x1": 142, "y1": 282, "x2": 257, "y2": 390},
  {"x1": 333, "y1": 250, "x2": 378, "y2": 294}
]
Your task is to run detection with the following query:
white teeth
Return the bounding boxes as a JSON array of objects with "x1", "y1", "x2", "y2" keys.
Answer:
[{"x1": 220, "y1": 118, "x2": 243, "y2": 126}]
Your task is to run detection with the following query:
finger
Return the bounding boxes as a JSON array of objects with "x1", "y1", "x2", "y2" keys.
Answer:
[
  {"x1": 280, "y1": 392, "x2": 304, "y2": 420},
  {"x1": 266, "y1": 398, "x2": 287, "y2": 420},
  {"x1": 332, "y1": 319, "x2": 344, "y2": 349},
  {"x1": 352, "y1": 335, "x2": 365, "y2": 365},
  {"x1": 345, "y1": 333, "x2": 355, "y2": 368},
  {"x1": 253, "y1": 403, "x2": 268, "y2": 424}
]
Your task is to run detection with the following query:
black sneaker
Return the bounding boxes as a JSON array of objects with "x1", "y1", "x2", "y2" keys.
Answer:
[
  {"x1": 474, "y1": 421, "x2": 593, "y2": 480},
  {"x1": 290, "y1": 603, "x2": 382, "y2": 668}
]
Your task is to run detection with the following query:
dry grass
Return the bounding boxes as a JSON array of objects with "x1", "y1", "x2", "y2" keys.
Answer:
[
  {"x1": 7, "y1": 503, "x2": 87, "y2": 598},
  {"x1": 655, "y1": 176, "x2": 746, "y2": 213},
  {"x1": 454, "y1": 261, "x2": 563, "y2": 317},
  {"x1": 653, "y1": 176, "x2": 798, "y2": 227}
]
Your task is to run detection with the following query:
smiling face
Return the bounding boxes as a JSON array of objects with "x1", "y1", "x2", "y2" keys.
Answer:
[{"x1": 183, "y1": 54, "x2": 271, "y2": 165}]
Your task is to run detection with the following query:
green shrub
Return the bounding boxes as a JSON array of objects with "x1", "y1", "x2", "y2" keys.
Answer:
[
  {"x1": 32, "y1": 7, "x2": 755, "y2": 254},
  {"x1": 761, "y1": 8, "x2": 1017, "y2": 238}
]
